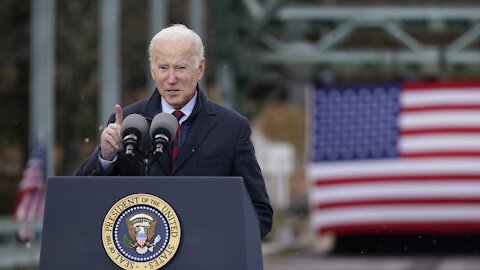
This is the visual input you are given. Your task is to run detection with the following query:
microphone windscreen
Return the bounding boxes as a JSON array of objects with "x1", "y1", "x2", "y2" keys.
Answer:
[
  {"x1": 150, "y1": 112, "x2": 178, "y2": 140},
  {"x1": 120, "y1": 113, "x2": 149, "y2": 140}
]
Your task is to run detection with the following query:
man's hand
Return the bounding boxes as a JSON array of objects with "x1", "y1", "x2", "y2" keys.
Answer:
[{"x1": 100, "y1": 104, "x2": 124, "y2": 161}]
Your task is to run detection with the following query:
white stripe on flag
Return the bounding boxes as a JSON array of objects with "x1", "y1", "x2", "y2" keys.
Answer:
[
  {"x1": 399, "y1": 112, "x2": 480, "y2": 129},
  {"x1": 310, "y1": 182, "x2": 480, "y2": 205},
  {"x1": 402, "y1": 89, "x2": 480, "y2": 107},
  {"x1": 399, "y1": 134, "x2": 480, "y2": 152},
  {"x1": 307, "y1": 158, "x2": 480, "y2": 181},
  {"x1": 312, "y1": 205, "x2": 480, "y2": 229}
]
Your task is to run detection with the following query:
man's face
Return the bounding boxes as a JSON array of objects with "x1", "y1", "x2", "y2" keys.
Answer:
[{"x1": 150, "y1": 38, "x2": 205, "y2": 110}]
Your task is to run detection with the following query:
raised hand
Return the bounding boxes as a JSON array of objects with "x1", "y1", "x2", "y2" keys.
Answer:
[{"x1": 100, "y1": 104, "x2": 124, "y2": 161}]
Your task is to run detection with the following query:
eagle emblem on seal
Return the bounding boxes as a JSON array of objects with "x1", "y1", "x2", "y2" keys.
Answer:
[{"x1": 124, "y1": 213, "x2": 162, "y2": 255}]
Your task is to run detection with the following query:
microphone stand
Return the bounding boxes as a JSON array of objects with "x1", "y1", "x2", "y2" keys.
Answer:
[
  {"x1": 125, "y1": 148, "x2": 162, "y2": 176},
  {"x1": 123, "y1": 129, "x2": 170, "y2": 176},
  {"x1": 143, "y1": 149, "x2": 163, "y2": 176}
]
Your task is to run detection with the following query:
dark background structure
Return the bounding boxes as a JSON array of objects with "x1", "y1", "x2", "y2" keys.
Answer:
[{"x1": 1, "y1": 0, "x2": 480, "y2": 252}]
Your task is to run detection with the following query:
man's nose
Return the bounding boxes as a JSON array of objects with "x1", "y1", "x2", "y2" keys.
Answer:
[{"x1": 167, "y1": 70, "x2": 178, "y2": 84}]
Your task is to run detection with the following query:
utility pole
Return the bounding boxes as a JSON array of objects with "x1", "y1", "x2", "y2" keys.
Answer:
[
  {"x1": 148, "y1": 0, "x2": 168, "y2": 92},
  {"x1": 99, "y1": 0, "x2": 121, "y2": 129},
  {"x1": 30, "y1": 0, "x2": 56, "y2": 175}
]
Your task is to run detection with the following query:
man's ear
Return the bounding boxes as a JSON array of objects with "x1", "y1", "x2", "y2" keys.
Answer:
[
  {"x1": 197, "y1": 58, "x2": 206, "y2": 81},
  {"x1": 150, "y1": 61, "x2": 156, "y2": 80}
]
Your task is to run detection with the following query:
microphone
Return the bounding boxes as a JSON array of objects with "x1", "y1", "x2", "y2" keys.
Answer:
[
  {"x1": 149, "y1": 112, "x2": 178, "y2": 156},
  {"x1": 120, "y1": 114, "x2": 149, "y2": 157}
]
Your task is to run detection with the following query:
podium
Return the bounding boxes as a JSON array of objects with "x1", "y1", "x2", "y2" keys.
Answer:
[{"x1": 39, "y1": 176, "x2": 264, "y2": 270}]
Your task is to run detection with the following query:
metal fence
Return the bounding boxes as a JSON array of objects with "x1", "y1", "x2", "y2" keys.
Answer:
[{"x1": 0, "y1": 217, "x2": 42, "y2": 270}]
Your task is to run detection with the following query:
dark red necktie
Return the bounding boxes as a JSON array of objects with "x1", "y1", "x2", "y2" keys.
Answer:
[{"x1": 171, "y1": 110, "x2": 184, "y2": 167}]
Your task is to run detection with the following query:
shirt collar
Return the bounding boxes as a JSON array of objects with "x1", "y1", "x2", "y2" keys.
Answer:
[{"x1": 161, "y1": 91, "x2": 197, "y2": 124}]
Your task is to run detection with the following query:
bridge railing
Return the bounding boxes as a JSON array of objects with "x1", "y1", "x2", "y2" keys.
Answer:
[{"x1": 0, "y1": 216, "x2": 42, "y2": 270}]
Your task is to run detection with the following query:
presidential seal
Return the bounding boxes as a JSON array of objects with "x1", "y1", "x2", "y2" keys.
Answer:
[{"x1": 102, "y1": 194, "x2": 181, "y2": 269}]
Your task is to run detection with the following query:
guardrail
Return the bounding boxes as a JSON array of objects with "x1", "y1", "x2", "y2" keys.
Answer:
[{"x1": 0, "y1": 216, "x2": 42, "y2": 269}]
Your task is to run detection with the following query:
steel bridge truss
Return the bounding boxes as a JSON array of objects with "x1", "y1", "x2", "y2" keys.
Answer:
[{"x1": 243, "y1": 1, "x2": 480, "y2": 71}]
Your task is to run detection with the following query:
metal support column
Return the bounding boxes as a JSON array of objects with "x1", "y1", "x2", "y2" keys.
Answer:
[
  {"x1": 99, "y1": 0, "x2": 121, "y2": 127},
  {"x1": 148, "y1": 0, "x2": 168, "y2": 92},
  {"x1": 189, "y1": 0, "x2": 206, "y2": 91},
  {"x1": 210, "y1": 0, "x2": 237, "y2": 108},
  {"x1": 30, "y1": 0, "x2": 56, "y2": 176}
]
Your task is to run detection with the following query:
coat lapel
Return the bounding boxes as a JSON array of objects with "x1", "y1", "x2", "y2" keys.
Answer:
[{"x1": 173, "y1": 90, "x2": 217, "y2": 174}]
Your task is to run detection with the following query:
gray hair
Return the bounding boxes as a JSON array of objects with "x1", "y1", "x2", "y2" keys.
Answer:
[{"x1": 148, "y1": 24, "x2": 204, "y2": 66}]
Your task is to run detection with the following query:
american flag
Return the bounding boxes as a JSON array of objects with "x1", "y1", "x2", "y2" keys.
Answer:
[
  {"x1": 307, "y1": 81, "x2": 480, "y2": 235},
  {"x1": 13, "y1": 139, "x2": 46, "y2": 241}
]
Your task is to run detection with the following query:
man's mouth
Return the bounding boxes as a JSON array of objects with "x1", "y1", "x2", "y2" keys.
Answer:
[{"x1": 166, "y1": 89, "x2": 180, "y2": 93}]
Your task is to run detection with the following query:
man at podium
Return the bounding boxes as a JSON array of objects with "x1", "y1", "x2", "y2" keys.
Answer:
[{"x1": 76, "y1": 24, "x2": 273, "y2": 239}]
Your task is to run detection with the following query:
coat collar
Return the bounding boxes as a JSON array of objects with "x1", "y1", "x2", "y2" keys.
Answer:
[{"x1": 140, "y1": 85, "x2": 216, "y2": 119}]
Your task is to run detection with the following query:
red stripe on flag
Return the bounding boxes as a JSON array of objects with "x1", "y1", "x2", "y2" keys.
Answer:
[
  {"x1": 316, "y1": 198, "x2": 480, "y2": 210},
  {"x1": 401, "y1": 105, "x2": 480, "y2": 112},
  {"x1": 319, "y1": 222, "x2": 480, "y2": 235},
  {"x1": 403, "y1": 81, "x2": 480, "y2": 91},
  {"x1": 401, "y1": 127, "x2": 480, "y2": 135},
  {"x1": 400, "y1": 151, "x2": 480, "y2": 159},
  {"x1": 313, "y1": 174, "x2": 480, "y2": 187}
]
